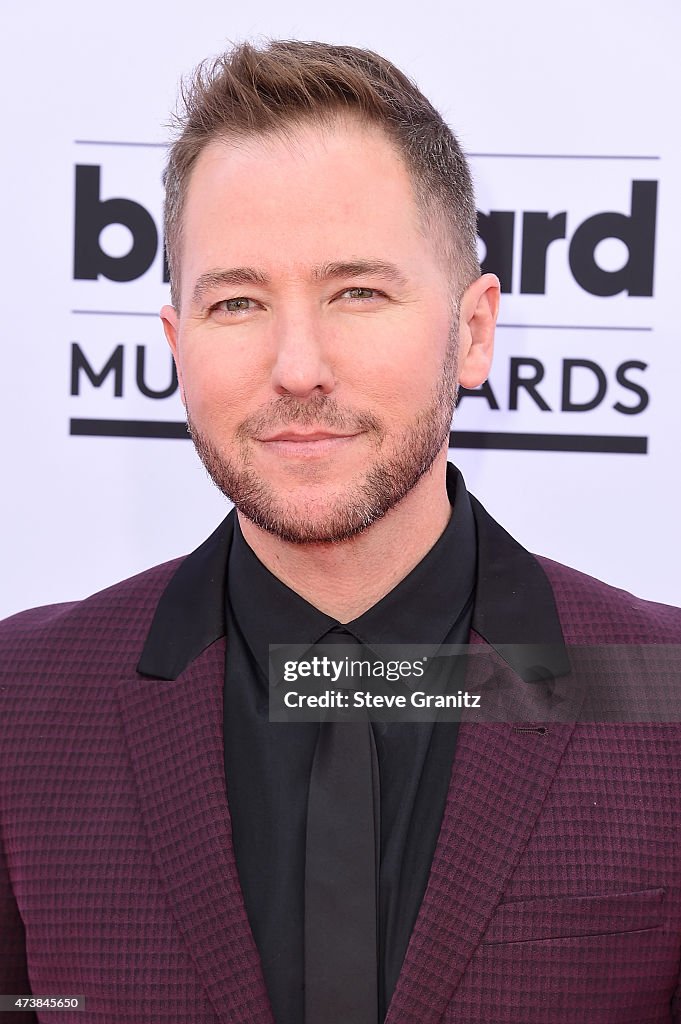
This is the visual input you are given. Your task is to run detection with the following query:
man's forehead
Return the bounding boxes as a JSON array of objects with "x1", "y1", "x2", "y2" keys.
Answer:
[
  {"x1": 176, "y1": 116, "x2": 453, "y2": 304},
  {"x1": 184, "y1": 114, "x2": 413, "y2": 205}
]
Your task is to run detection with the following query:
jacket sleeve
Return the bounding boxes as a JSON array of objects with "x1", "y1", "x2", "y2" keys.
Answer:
[{"x1": 0, "y1": 827, "x2": 38, "y2": 1024}]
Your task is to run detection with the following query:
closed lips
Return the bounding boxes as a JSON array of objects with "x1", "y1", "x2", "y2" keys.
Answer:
[{"x1": 260, "y1": 432, "x2": 357, "y2": 441}]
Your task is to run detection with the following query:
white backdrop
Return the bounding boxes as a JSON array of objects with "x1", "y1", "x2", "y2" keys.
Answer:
[{"x1": 2, "y1": 0, "x2": 679, "y2": 619}]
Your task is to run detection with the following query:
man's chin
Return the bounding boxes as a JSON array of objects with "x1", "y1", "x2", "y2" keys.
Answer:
[{"x1": 234, "y1": 494, "x2": 383, "y2": 546}]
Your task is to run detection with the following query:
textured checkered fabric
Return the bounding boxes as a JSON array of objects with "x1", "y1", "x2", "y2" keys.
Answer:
[{"x1": 2, "y1": 547, "x2": 681, "y2": 1023}]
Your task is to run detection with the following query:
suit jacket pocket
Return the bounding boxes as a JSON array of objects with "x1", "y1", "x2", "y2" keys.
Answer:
[{"x1": 481, "y1": 886, "x2": 665, "y2": 945}]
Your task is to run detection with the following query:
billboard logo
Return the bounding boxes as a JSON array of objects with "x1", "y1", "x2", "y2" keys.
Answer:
[{"x1": 73, "y1": 164, "x2": 657, "y2": 298}]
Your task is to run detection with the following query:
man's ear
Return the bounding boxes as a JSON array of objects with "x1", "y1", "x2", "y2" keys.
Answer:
[
  {"x1": 456, "y1": 273, "x2": 499, "y2": 389},
  {"x1": 160, "y1": 304, "x2": 186, "y2": 407}
]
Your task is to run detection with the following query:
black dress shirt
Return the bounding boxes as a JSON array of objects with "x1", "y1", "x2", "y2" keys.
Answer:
[{"x1": 222, "y1": 465, "x2": 477, "y2": 1023}]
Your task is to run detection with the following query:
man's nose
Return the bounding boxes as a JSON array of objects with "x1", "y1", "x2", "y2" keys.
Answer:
[{"x1": 270, "y1": 310, "x2": 336, "y2": 398}]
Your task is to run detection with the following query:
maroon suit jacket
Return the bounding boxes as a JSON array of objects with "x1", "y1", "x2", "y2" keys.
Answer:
[{"x1": 2, "y1": 494, "x2": 681, "y2": 1024}]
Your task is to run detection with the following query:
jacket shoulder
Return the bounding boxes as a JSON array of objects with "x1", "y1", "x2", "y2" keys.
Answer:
[
  {"x1": 0, "y1": 558, "x2": 185, "y2": 679},
  {"x1": 535, "y1": 554, "x2": 681, "y2": 643}
]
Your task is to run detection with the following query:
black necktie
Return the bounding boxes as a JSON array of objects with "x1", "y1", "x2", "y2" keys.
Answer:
[{"x1": 304, "y1": 626, "x2": 380, "y2": 1024}]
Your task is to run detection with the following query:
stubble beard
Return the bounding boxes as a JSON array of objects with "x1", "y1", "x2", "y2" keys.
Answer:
[{"x1": 187, "y1": 331, "x2": 459, "y2": 545}]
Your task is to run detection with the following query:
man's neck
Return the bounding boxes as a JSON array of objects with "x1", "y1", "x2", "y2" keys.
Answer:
[{"x1": 236, "y1": 454, "x2": 452, "y2": 622}]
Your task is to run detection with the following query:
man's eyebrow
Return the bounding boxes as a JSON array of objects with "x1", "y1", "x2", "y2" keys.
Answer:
[
  {"x1": 311, "y1": 260, "x2": 409, "y2": 286},
  {"x1": 192, "y1": 268, "x2": 270, "y2": 306}
]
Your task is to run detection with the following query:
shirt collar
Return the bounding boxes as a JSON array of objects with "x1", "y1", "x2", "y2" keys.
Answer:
[{"x1": 227, "y1": 464, "x2": 476, "y2": 681}]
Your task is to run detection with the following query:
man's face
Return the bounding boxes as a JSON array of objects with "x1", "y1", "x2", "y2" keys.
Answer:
[{"x1": 162, "y1": 118, "x2": 464, "y2": 544}]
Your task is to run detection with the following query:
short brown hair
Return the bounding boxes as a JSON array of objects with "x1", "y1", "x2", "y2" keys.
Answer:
[{"x1": 163, "y1": 39, "x2": 480, "y2": 308}]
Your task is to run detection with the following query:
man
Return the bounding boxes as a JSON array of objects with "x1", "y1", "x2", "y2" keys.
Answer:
[{"x1": 1, "y1": 39, "x2": 681, "y2": 1024}]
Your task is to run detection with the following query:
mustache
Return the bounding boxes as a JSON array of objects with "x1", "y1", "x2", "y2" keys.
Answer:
[{"x1": 234, "y1": 395, "x2": 382, "y2": 439}]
